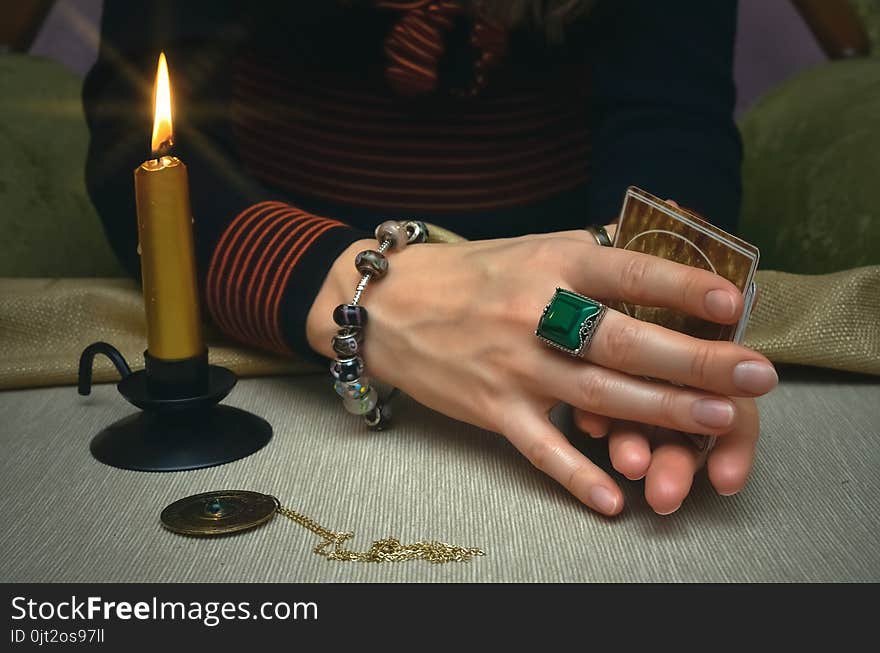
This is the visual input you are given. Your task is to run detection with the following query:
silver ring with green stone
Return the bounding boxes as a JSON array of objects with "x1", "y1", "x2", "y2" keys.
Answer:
[{"x1": 535, "y1": 288, "x2": 607, "y2": 358}]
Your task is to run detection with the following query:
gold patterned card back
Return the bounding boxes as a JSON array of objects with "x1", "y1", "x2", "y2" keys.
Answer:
[{"x1": 612, "y1": 186, "x2": 760, "y2": 342}]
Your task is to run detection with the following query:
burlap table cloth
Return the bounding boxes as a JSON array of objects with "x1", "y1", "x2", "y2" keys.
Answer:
[{"x1": 1, "y1": 262, "x2": 878, "y2": 390}]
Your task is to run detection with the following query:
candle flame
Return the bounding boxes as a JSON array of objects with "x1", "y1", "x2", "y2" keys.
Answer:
[{"x1": 151, "y1": 52, "x2": 173, "y2": 155}]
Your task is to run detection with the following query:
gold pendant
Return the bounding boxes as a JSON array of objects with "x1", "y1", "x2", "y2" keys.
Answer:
[
  {"x1": 160, "y1": 490, "x2": 278, "y2": 536},
  {"x1": 160, "y1": 489, "x2": 484, "y2": 563}
]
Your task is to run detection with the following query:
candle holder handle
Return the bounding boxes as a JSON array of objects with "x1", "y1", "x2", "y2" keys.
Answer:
[
  {"x1": 78, "y1": 342, "x2": 133, "y2": 396},
  {"x1": 77, "y1": 342, "x2": 272, "y2": 472}
]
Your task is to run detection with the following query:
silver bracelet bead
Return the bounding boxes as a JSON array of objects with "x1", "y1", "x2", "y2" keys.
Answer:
[
  {"x1": 331, "y1": 219, "x2": 427, "y2": 428},
  {"x1": 365, "y1": 400, "x2": 393, "y2": 431},
  {"x1": 403, "y1": 220, "x2": 429, "y2": 244},
  {"x1": 331, "y1": 328, "x2": 363, "y2": 357}
]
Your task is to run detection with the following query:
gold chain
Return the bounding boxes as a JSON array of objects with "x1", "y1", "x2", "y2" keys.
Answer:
[{"x1": 274, "y1": 503, "x2": 484, "y2": 563}]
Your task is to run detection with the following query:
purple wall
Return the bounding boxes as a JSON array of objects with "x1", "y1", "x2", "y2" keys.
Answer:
[
  {"x1": 29, "y1": 0, "x2": 102, "y2": 77},
  {"x1": 30, "y1": 0, "x2": 829, "y2": 115},
  {"x1": 734, "y1": 0, "x2": 826, "y2": 114}
]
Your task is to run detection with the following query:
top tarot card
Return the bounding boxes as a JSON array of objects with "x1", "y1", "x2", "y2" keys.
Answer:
[{"x1": 611, "y1": 186, "x2": 760, "y2": 342}]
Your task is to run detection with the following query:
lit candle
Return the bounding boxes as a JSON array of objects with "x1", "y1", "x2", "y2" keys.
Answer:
[{"x1": 134, "y1": 52, "x2": 204, "y2": 361}]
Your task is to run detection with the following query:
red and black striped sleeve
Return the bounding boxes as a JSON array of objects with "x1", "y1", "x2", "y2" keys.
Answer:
[
  {"x1": 83, "y1": 0, "x2": 368, "y2": 359},
  {"x1": 206, "y1": 202, "x2": 350, "y2": 354}
]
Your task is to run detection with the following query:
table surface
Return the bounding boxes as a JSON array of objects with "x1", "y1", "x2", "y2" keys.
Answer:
[{"x1": 1, "y1": 367, "x2": 878, "y2": 583}]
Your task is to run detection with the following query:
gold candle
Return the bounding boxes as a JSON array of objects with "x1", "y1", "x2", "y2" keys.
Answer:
[{"x1": 134, "y1": 52, "x2": 204, "y2": 361}]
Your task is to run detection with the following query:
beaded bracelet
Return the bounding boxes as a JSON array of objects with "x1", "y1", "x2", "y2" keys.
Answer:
[{"x1": 330, "y1": 219, "x2": 429, "y2": 430}]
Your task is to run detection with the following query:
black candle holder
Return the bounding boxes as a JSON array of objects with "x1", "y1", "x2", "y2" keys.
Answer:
[{"x1": 77, "y1": 342, "x2": 272, "y2": 472}]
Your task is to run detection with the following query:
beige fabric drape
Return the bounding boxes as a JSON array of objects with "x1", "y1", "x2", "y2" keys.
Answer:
[
  {"x1": 0, "y1": 225, "x2": 877, "y2": 390},
  {"x1": 741, "y1": 266, "x2": 880, "y2": 375}
]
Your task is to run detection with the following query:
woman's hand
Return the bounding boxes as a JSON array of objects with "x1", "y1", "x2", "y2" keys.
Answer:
[
  {"x1": 572, "y1": 213, "x2": 763, "y2": 514},
  {"x1": 307, "y1": 230, "x2": 776, "y2": 516},
  {"x1": 574, "y1": 397, "x2": 759, "y2": 514}
]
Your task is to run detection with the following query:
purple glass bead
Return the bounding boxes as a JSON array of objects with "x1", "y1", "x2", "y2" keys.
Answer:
[{"x1": 333, "y1": 304, "x2": 367, "y2": 328}]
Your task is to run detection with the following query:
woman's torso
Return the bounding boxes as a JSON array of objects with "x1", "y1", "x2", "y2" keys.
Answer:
[{"x1": 230, "y1": 1, "x2": 596, "y2": 238}]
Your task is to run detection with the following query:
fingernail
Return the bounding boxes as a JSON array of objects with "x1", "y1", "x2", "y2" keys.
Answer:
[
  {"x1": 733, "y1": 361, "x2": 778, "y2": 395},
  {"x1": 692, "y1": 399, "x2": 735, "y2": 429},
  {"x1": 655, "y1": 503, "x2": 682, "y2": 516},
  {"x1": 704, "y1": 289, "x2": 737, "y2": 321},
  {"x1": 589, "y1": 486, "x2": 619, "y2": 515}
]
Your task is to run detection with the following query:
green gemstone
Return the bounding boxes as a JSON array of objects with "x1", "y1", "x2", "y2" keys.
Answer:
[{"x1": 537, "y1": 289, "x2": 601, "y2": 352}]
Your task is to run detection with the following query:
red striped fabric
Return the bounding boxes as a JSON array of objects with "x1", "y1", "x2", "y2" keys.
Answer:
[
  {"x1": 230, "y1": 56, "x2": 590, "y2": 214},
  {"x1": 206, "y1": 201, "x2": 346, "y2": 352},
  {"x1": 214, "y1": 30, "x2": 591, "y2": 354}
]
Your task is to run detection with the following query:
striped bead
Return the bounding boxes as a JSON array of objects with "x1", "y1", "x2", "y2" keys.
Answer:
[{"x1": 333, "y1": 304, "x2": 367, "y2": 328}]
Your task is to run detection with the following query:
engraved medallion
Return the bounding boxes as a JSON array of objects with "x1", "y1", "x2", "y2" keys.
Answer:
[{"x1": 160, "y1": 490, "x2": 278, "y2": 536}]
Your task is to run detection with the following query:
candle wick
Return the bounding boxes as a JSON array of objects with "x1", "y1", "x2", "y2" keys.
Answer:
[{"x1": 153, "y1": 137, "x2": 174, "y2": 160}]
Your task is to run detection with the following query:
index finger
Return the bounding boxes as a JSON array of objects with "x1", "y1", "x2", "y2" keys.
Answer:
[{"x1": 565, "y1": 244, "x2": 745, "y2": 325}]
